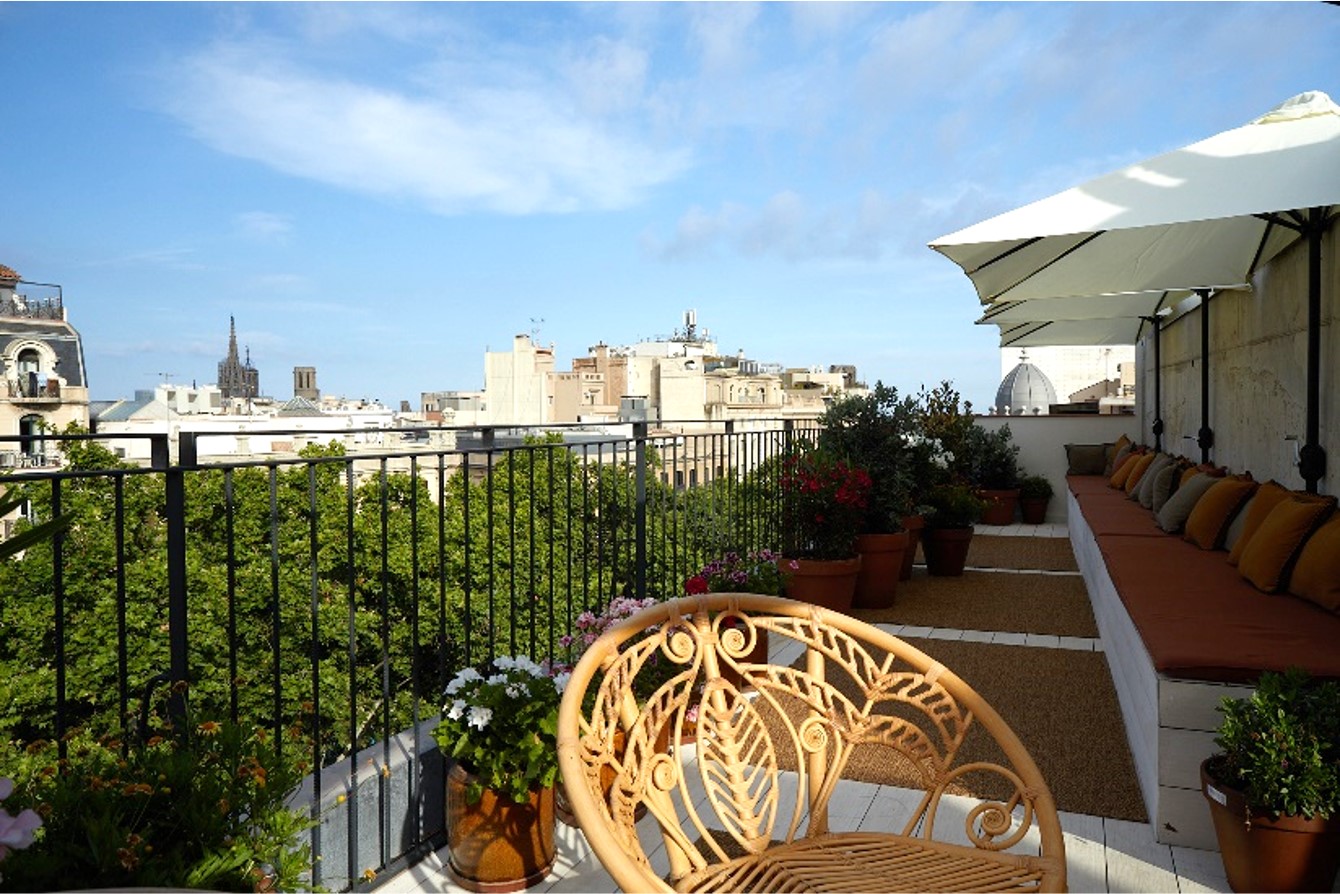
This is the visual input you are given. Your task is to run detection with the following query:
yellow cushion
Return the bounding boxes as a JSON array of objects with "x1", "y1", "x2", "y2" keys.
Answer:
[
  {"x1": 1109, "y1": 451, "x2": 1140, "y2": 489},
  {"x1": 1289, "y1": 512, "x2": 1340, "y2": 614},
  {"x1": 1122, "y1": 453, "x2": 1156, "y2": 495},
  {"x1": 1227, "y1": 480, "x2": 1293, "y2": 566},
  {"x1": 1105, "y1": 434, "x2": 1132, "y2": 476},
  {"x1": 1238, "y1": 496, "x2": 1337, "y2": 593},
  {"x1": 1183, "y1": 475, "x2": 1256, "y2": 550}
]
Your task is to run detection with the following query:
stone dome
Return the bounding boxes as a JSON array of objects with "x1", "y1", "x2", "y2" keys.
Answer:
[{"x1": 994, "y1": 351, "x2": 1057, "y2": 416}]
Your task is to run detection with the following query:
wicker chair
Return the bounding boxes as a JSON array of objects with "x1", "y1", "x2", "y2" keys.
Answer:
[{"x1": 556, "y1": 593, "x2": 1067, "y2": 893}]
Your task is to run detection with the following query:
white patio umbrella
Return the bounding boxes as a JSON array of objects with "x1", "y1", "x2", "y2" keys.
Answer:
[{"x1": 931, "y1": 91, "x2": 1340, "y2": 488}]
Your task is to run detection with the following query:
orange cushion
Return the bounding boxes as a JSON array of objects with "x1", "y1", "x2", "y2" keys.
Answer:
[
  {"x1": 1227, "y1": 481, "x2": 1294, "y2": 566},
  {"x1": 1183, "y1": 475, "x2": 1256, "y2": 550},
  {"x1": 1109, "y1": 452, "x2": 1140, "y2": 488},
  {"x1": 1123, "y1": 453, "x2": 1157, "y2": 495},
  {"x1": 1105, "y1": 434, "x2": 1132, "y2": 475},
  {"x1": 1289, "y1": 512, "x2": 1340, "y2": 614},
  {"x1": 1238, "y1": 496, "x2": 1337, "y2": 593},
  {"x1": 1179, "y1": 464, "x2": 1203, "y2": 487}
]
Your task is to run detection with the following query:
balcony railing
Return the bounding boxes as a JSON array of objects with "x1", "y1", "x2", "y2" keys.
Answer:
[{"x1": 0, "y1": 419, "x2": 817, "y2": 890}]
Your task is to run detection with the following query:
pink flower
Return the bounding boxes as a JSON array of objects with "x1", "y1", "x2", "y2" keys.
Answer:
[{"x1": 0, "y1": 776, "x2": 42, "y2": 861}]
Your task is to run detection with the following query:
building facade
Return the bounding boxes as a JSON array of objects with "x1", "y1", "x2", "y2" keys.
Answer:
[{"x1": 0, "y1": 265, "x2": 91, "y2": 467}]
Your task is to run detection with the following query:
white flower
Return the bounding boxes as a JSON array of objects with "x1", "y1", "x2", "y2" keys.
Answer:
[
  {"x1": 467, "y1": 706, "x2": 493, "y2": 730},
  {"x1": 0, "y1": 776, "x2": 42, "y2": 856},
  {"x1": 505, "y1": 683, "x2": 524, "y2": 699},
  {"x1": 445, "y1": 667, "x2": 482, "y2": 695},
  {"x1": 446, "y1": 699, "x2": 467, "y2": 721},
  {"x1": 553, "y1": 672, "x2": 571, "y2": 693}
]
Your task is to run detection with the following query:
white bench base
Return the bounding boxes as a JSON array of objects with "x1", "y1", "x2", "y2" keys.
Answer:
[{"x1": 1068, "y1": 489, "x2": 1251, "y2": 851}]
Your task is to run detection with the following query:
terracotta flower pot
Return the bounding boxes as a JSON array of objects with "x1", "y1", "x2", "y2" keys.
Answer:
[
  {"x1": 853, "y1": 532, "x2": 909, "y2": 609},
  {"x1": 446, "y1": 762, "x2": 555, "y2": 892},
  {"x1": 922, "y1": 526, "x2": 974, "y2": 577},
  {"x1": 1201, "y1": 759, "x2": 1340, "y2": 892},
  {"x1": 783, "y1": 556, "x2": 861, "y2": 611},
  {"x1": 899, "y1": 514, "x2": 925, "y2": 581},
  {"x1": 978, "y1": 488, "x2": 1020, "y2": 526},
  {"x1": 1020, "y1": 496, "x2": 1050, "y2": 524}
]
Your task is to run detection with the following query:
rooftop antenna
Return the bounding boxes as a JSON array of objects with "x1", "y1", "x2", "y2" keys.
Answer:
[{"x1": 530, "y1": 317, "x2": 545, "y2": 341}]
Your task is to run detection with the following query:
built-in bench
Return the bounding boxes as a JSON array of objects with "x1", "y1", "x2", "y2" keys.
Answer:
[{"x1": 1066, "y1": 472, "x2": 1340, "y2": 850}]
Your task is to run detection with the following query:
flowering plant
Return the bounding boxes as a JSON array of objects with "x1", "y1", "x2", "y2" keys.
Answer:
[
  {"x1": 560, "y1": 597, "x2": 682, "y2": 704},
  {"x1": 923, "y1": 482, "x2": 986, "y2": 529},
  {"x1": 0, "y1": 777, "x2": 41, "y2": 883},
  {"x1": 433, "y1": 656, "x2": 565, "y2": 805},
  {"x1": 780, "y1": 447, "x2": 872, "y2": 560},
  {"x1": 0, "y1": 718, "x2": 315, "y2": 892},
  {"x1": 684, "y1": 549, "x2": 794, "y2": 596}
]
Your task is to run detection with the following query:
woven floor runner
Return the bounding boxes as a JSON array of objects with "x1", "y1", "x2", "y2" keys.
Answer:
[
  {"x1": 851, "y1": 569, "x2": 1098, "y2": 639},
  {"x1": 760, "y1": 638, "x2": 1145, "y2": 822},
  {"x1": 958, "y1": 534, "x2": 1080, "y2": 572}
]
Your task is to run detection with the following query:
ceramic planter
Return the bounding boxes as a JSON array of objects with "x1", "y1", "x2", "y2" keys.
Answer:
[
  {"x1": 853, "y1": 532, "x2": 909, "y2": 609},
  {"x1": 922, "y1": 526, "x2": 974, "y2": 577},
  {"x1": 1201, "y1": 758, "x2": 1340, "y2": 892},
  {"x1": 1020, "y1": 496, "x2": 1050, "y2": 524},
  {"x1": 446, "y1": 762, "x2": 556, "y2": 892},
  {"x1": 978, "y1": 488, "x2": 1020, "y2": 525},
  {"x1": 783, "y1": 556, "x2": 861, "y2": 611}
]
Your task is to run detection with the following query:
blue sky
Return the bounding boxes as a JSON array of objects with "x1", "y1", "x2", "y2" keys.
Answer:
[{"x1": 4, "y1": 2, "x2": 1338, "y2": 409}]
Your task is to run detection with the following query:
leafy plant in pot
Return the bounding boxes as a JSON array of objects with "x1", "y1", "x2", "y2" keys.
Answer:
[
  {"x1": 1200, "y1": 667, "x2": 1340, "y2": 892},
  {"x1": 817, "y1": 383, "x2": 918, "y2": 608},
  {"x1": 921, "y1": 483, "x2": 985, "y2": 577},
  {"x1": 964, "y1": 424, "x2": 1021, "y2": 525},
  {"x1": 779, "y1": 445, "x2": 872, "y2": 611},
  {"x1": 1018, "y1": 474, "x2": 1053, "y2": 524},
  {"x1": 434, "y1": 656, "x2": 566, "y2": 893}
]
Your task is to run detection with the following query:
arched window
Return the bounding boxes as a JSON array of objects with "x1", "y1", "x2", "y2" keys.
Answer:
[
  {"x1": 17, "y1": 348, "x2": 42, "y2": 376},
  {"x1": 19, "y1": 414, "x2": 44, "y2": 461}
]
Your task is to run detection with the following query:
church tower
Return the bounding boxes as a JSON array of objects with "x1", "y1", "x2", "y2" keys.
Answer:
[{"x1": 217, "y1": 316, "x2": 260, "y2": 401}]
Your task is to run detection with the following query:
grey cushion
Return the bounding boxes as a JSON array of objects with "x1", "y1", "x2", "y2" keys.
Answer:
[
  {"x1": 1150, "y1": 462, "x2": 1182, "y2": 515},
  {"x1": 1137, "y1": 454, "x2": 1173, "y2": 508},
  {"x1": 1065, "y1": 443, "x2": 1110, "y2": 476},
  {"x1": 1156, "y1": 473, "x2": 1221, "y2": 533},
  {"x1": 1223, "y1": 492, "x2": 1255, "y2": 553}
]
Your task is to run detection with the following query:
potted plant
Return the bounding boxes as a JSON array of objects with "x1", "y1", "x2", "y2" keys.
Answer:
[
  {"x1": 778, "y1": 446, "x2": 872, "y2": 611},
  {"x1": 965, "y1": 424, "x2": 1021, "y2": 525},
  {"x1": 434, "y1": 655, "x2": 565, "y2": 892},
  {"x1": 1018, "y1": 474, "x2": 1054, "y2": 524},
  {"x1": 818, "y1": 384, "x2": 917, "y2": 608},
  {"x1": 0, "y1": 713, "x2": 317, "y2": 891},
  {"x1": 921, "y1": 483, "x2": 986, "y2": 576},
  {"x1": 1201, "y1": 667, "x2": 1340, "y2": 892}
]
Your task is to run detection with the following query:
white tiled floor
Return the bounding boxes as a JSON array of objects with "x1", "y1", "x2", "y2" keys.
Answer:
[{"x1": 387, "y1": 530, "x2": 1242, "y2": 894}]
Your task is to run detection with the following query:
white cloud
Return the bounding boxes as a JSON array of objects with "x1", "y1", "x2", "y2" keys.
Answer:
[
  {"x1": 235, "y1": 211, "x2": 292, "y2": 241},
  {"x1": 159, "y1": 39, "x2": 690, "y2": 216}
]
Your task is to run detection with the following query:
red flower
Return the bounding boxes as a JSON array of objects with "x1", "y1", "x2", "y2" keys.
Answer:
[{"x1": 684, "y1": 575, "x2": 710, "y2": 595}]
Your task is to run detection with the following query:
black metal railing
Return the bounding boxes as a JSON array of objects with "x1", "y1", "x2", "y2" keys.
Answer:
[{"x1": 0, "y1": 418, "x2": 817, "y2": 890}]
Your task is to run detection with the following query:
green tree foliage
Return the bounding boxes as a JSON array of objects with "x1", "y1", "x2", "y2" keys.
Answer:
[{"x1": 0, "y1": 426, "x2": 788, "y2": 768}]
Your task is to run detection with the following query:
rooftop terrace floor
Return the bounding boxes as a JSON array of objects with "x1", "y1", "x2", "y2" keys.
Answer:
[{"x1": 383, "y1": 524, "x2": 1292, "y2": 894}]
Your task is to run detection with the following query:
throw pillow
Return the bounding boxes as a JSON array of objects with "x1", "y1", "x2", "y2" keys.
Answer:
[
  {"x1": 1065, "y1": 443, "x2": 1110, "y2": 476},
  {"x1": 1238, "y1": 496, "x2": 1337, "y2": 593},
  {"x1": 1137, "y1": 454, "x2": 1173, "y2": 508},
  {"x1": 1226, "y1": 480, "x2": 1293, "y2": 566},
  {"x1": 1155, "y1": 472, "x2": 1220, "y2": 534},
  {"x1": 1183, "y1": 475, "x2": 1256, "y2": 550},
  {"x1": 1223, "y1": 493, "x2": 1254, "y2": 553},
  {"x1": 1150, "y1": 462, "x2": 1183, "y2": 515},
  {"x1": 1105, "y1": 434, "x2": 1132, "y2": 476},
  {"x1": 1288, "y1": 511, "x2": 1340, "y2": 614},
  {"x1": 1123, "y1": 452, "x2": 1157, "y2": 497},
  {"x1": 1109, "y1": 451, "x2": 1140, "y2": 489}
]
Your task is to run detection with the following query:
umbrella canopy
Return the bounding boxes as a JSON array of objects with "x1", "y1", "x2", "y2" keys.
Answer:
[
  {"x1": 932, "y1": 91, "x2": 1338, "y2": 489},
  {"x1": 931, "y1": 91, "x2": 1340, "y2": 305}
]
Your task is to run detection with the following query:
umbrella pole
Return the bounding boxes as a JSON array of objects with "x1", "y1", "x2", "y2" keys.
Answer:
[
  {"x1": 1196, "y1": 290, "x2": 1213, "y2": 464},
  {"x1": 1143, "y1": 315, "x2": 1164, "y2": 452},
  {"x1": 1299, "y1": 207, "x2": 1328, "y2": 493}
]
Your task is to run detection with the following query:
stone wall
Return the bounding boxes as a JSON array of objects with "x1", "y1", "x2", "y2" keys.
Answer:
[{"x1": 1136, "y1": 223, "x2": 1337, "y2": 493}]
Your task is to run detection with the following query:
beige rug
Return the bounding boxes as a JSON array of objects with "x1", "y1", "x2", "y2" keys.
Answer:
[
  {"x1": 954, "y1": 534, "x2": 1080, "y2": 572},
  {"x1": 761, "y1": 638, "x2": 1145, "y2": 822},
  {"x1": 852, "y1": 569, "x2": 1098, "y2": 639}
]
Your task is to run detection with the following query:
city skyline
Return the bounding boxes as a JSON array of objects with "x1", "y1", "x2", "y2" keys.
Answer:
[{"x1": 4, "y1": 3, "x2": 1338, "y2": 408}]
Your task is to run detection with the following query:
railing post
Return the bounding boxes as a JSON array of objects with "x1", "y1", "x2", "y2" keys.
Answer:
[
  {"x1": 633, "y1": 420, "x2": 647, "y2": 602},
  {"x1": 159, "y1": 432, "x2": 195, "y2": 721}
]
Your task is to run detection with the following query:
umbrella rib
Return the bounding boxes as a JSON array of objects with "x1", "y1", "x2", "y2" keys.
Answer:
[
  {"x1": 984, "y1": 232, "x2": 1105, "y2": 302},
  {"x1": 1001, "y1": 321, "x2": 1050, "y2": 346},
  {"x1": 965, "y1": 236, "x2": 1043, "y2": 275}
]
